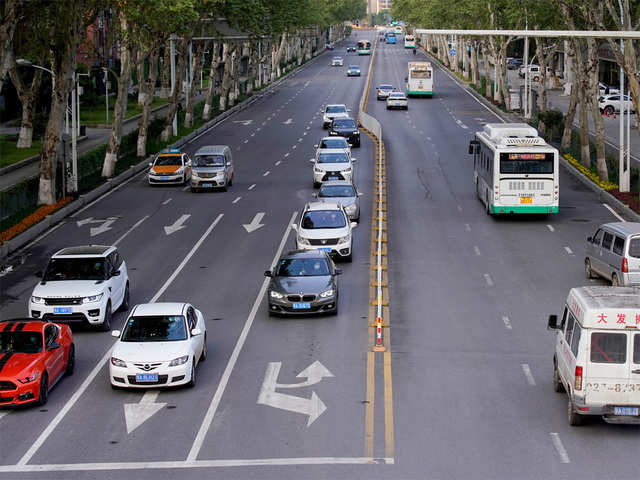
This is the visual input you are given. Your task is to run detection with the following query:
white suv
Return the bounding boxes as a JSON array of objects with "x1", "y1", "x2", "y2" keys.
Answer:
[
  {"x1": 310, "y1": 148, "x2": 356, "y2": 188},
  {"x1": 293, "y1": 202, "x2": 357, "y2": 262},
  {"x1": 29, "y1": 245, "x2": 130, "y2": 331},
  {"x1": 322, "y1": 104, "x2": 350, "y2": 129}
]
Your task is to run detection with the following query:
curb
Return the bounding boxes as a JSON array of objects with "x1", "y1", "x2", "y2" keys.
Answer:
[{"x1": 0, "y1": 48, "x2": 329, "y2": 262}]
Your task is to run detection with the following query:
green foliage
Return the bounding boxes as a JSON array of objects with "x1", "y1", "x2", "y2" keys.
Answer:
[{"x1": 0, "y1": 135, "x2": 42, "y2": 168}]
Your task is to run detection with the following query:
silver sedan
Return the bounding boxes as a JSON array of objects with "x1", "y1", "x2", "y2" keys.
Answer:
[{"x1": 313, "y1": 180, "x2": 361, "y2": 222}]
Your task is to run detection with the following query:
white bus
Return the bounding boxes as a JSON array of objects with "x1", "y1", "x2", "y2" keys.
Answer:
[
  {"x1": 406, "y1": 62, "x2": 433, "y2": 96},
  {"x1": 357, "y1": 40, "x2": 372, "y2": 55},
  {"x1": 469, "y1": 123, "x2": 559, "y2": 215},
  {"x1": 404, "y1": 35, "x2": 416, "y2": 49}
]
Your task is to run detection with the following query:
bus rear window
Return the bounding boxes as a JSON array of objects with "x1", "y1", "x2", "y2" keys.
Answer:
[
  {"x1": 499, "y1": 152, "x2": 554, "y2": 174},
  {"x1": 411, "y1": 70, "x2": 431, "y2": 79},
  {"x1": 590, "y1": 332, "x2": 627, "y2": 364}
]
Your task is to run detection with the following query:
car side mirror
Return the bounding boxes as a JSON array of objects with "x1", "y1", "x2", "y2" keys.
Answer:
[
  {"x1": 314, "y1": 144, "x2": 318, "y2": 148},
  {"x1": 48, "y1": 342, "x2": 60, "y2": 351},
  {"x1": 547, "y1": 315, "x2": 558, "y2": 330},
  {"x1": 186, "y1": 160, "x2": 192, "y2": 167},
  {"x1": 226, "y1": 162, "x2": 232, "y2": 166},
  {"x1": 291, "y1": 224, "x2": 298, "y2": 231},
  {"x1": 148, "y1": 162, "x2": 153, "y2": 167},
  {"x1": 334, "y1": 268, "x2": 343, "y2": 275},
  {"x1": 264, "y1": 270, "x2": 272, "y2": 277},
  {"x1": 111, "y1": 330, "x2": 121, "y2": 338},
  {"x1": 310, "y1": 159, "x2": 315, "y2": 163},
  {"x1": 357, "y1": 192, "x2": 363, "y2": 197},
  {"x1": 350, "y1": 222, "x2": 358, "y2": 228},
  {"x1": 191, "y1": 328, "x2": 202, "y2": 336},
  {"x1": 351, "y1": 158, "x2": 357, "y2": 162}
]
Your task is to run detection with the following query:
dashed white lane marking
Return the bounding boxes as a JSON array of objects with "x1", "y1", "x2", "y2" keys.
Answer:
[
  {"x1": 521, "y1": 364, "x2": 536, "y2": 386},
  {"x1": 426, "y1": 136, "x2": 431, "y2": 141},
  {"x1": 232, "y1": 196, "x2": 242, "y2": 204},
  {"x1": 256, "y1": 127, "x2": 261, "y2": 131},
  {"x1": 284, "y1": 153, "x2": 290, "y2": 157},
  {"x1": 484, "y1": 274, "x2": 494, "y2": 287},
  {"x1": 502, "y1": 316, "x2": 512, "y2": 330},
  {"x1": 465, "y1": 223, "x2": 471, "y2": 232},
  {"x1": 603, "y1": 203, "x2": 625, "y2": 222},
  {"x1": 564, "y1": 246, "x2": 574, "y2": 255},
  {"x1": 474, "y1": 246, "x2": 481, "y2": 256},
  {"x1": 303, "y1": 132, "x2": 307, "y2": 136},
  {"x1": 546, "y1": 224, "x2": 555, "y2": 232},
  {"x1": 251, "y1": 133, "x2": 255, "y2": 137},
  {"x1": 306, "y1": 126, "x2": 310, "y2": 130},
  {"x1": 292, "y1": 145, "x2": 297, "y2": 150},
  {"x1": 455, "y1": 119, "x2": 469, "y2": 129},
  {"x1": 298, "y1": 138, "x2": 303, "y2": 142},
  {"x1": 457, "y1": 205, "x2": 462, "y2": 212},
  {"x1": 275, "y1": 160, "x2": 282, "y2": 166},
  {"x1": 162, "y1": 198, "x2": 172, "y2": 205},
  {"x1": 263, "y1": 171, "x2": 270, "y2": 177},
  {"x1": 182, "y1": 185, "x2": 190, "y2": 191},
  {"x1": 262, "y1": 122, "x2": 266, "y2": 126},
  {"x1": 248, "y1": 184, "x2": 256, "y2": 190},
  {"x1": 244, "y1": 139, "x2": 249, "y2": 144},
  {"x1": 550, "y1": 433, "x2": 571, "y2": 463}
]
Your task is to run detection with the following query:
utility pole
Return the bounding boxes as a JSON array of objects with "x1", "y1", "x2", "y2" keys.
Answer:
[
  {"x1": 170, "y1": 37, "x2": 177, "y2": 136},
  {"x1": 618, "y1": 0, "x2": 630, "y2": 191}
]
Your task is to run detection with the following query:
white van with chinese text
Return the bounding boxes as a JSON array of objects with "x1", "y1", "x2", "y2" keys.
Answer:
[{"x1": 548, "y1": 286, "x2": 640, "y2": 425}]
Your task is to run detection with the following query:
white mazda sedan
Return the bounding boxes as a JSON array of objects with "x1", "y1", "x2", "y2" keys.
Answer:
[{"x1": 109, "y1": 303, "x2": 206, "y2": 389}]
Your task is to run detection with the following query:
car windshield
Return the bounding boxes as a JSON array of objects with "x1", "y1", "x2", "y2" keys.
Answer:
[
  {"x1": 318, "y1": 153, "x2": 348, "y2": 163},
  {"x1": 390, "y1": 93, "x2": 405, "y2": 99},
  {"x1": 326, "y1": 106, "x2": 346, "y2": 114},
  {"x1": 319, "y1": 185, "x2": 356, "y2": 197},
  {"x1": 333, "y1": 57, "x2": 342, "y2": 60},
  {"x1": 301, "y1": 210, "x2": 347, "y2": 229},
  {"x1": 320, "y1": 138, "x2": 348, "y2": 149},
  {"x1": 0, "y1": 331, "x2": 43, "y2": 354},
  {"x1": 379, "y1": 85, "x2": 393, "y2": 90},
  {"x1": 333, "y1": 119, "x2": 356, "y2": 129},
  {"x1": 194, "y1": 154, "x2": 224, "y2": 167},
  {"x1": 276, "y1": 258, "x2": 330, "y2": 277},
  {"x1": 121, "y1": 315, "x2": 187, "y2": 342},
  {"x1": 43, "y1": 258, "x2": 106, "y2": 281},
  {"x1": 154, "y1": 155, "x2": 182, "y2": 166}
]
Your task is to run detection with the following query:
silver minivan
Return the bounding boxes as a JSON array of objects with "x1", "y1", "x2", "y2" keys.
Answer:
[
  {"x1": 191, "y1": 145, "x2": 234, "y2": 192},
  {"x1": 585, "y1": 222, "x2": 640, "y2": 286}
]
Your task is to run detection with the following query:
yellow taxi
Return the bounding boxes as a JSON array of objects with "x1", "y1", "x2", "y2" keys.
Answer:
[{"x1": 148, "y1": 148, "x2": 192, "y2": 185}]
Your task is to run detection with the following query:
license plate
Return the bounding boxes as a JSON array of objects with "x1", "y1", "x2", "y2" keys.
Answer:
[
  {"x1": 328, "y1": 176, "x2": 339, "y2": 180},
  {"x1": 418, "y1": 86, "x2": 423, "y2": 89},
  {"x1": 292, "y1": 302, "x2": 311, "y2": 309},
  {"x1": 202, "y1": 183, "x2": 213, "y2": 187},
  {"x1": 135, "y1": 373, "x2": 158, "y2": 383},
  {"x1": 520, "y1": 197, "x2": 533, "y2": 204},
  {"x1": 319, "y1": 247, "x2": 332, "y2": 252},
  {"x1": 53, "y1": 307, "x2": 72, "y2": 314},
  {"x1": 614, "y1": 407, "x2": 639, "y2": 416}
]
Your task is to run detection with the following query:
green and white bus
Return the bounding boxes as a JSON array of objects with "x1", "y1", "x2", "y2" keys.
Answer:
[
  {"x1": 470, "y1": 123, "x2": 559, "y2": 215},
  {"x1": 357, "y1": 40, "x2": 372, "y2": 55},
  {"x1": 404, "y1": 34, "x2": 416, "y2": 49},
  {"x1": 406, "y1": 62, "x2": 433, "y2": 96}
]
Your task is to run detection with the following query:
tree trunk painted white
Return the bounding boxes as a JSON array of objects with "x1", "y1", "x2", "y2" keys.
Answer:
[
  {"x1": 159, "y1": 44, "x2": 171, "y2": 98},
  {"x1": 561, "y1": 82, "x2": 578, "y2": 150},
  {"x1": 184, "y1": 42, "x2": 204, "y2": 129},
  {"x1": 275, "y1": 32, "x2": 287, "y2": 78},
  {"x1": 229, "y1": 50, "x2": 239, "y2": 107},
  {"x1": 137, "y1": 49, "x2": 146, "y2": 105},
  {"x1": 137, "y1": 45, "x2": 160, "y2": 157},
  {"x1": 9, "y1": 65, "x2": 41, "y2": 149},
  {"x1": 203, "y1": 42, "x2": 220, "y2": 121},
  {"x1": 586, "y1": 38, "x2": 608, "y2": 182},
  {"x1": 578, "y1": 89, "x2": 590, "y2": 168},
  {"x1": 219, "y1": 43, "x2": 232, "y2": 112},
  {"x1": 471, "y1": 42, "x2": 479, "y2": 86},
  {"x1": 161, "y1": 37, "x2": 188, "y2": 141}
]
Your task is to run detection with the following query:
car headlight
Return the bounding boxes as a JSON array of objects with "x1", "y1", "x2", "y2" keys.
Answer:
[
  {"x1": 175, "y1": 167, "x2": 184, "y2": 174},
  {"x1": 270, "y1": 290, "x2": 284, "y2": 299},
  {"x1": 149, "y1": 169, "x2": 156, "y2": 175},
  {"x1": 329, "y1": 131, "x2": 337, "y2": 135},
  {"x1": 169, "y1": 355, "x2": 190, "y2": 367},
  {"x1": 319, "y1": 289, "x2": 334, "y2": 298},
  {"x1": 353, "y1": 131, "x2": 359, "y2": 135},
  {"x1": 297, "y1": 235, "x2": 311, "y2": 246},
  {"x1": 111, "y1": 357, "x2": 127, "y2": 368},
  {"x1": 17, "y1": 372, "x2": 39, "y2": 384},
  {"x1": 338, "y1": 234, "x2": 351, "y2": 243},
  {"x1": 216, "y1": 171, "x2": 225, "y2": 177},
  {"x1": 345, "y1": 204, "x2": 357, "y2": 213},
  {"x1": 31, "y1": 296, "x2": 45, "y2": 304},
  {"x1": 82, "y1": 293, "x2": 103, "y2": 304},
  {"x1": 315, "y1": 168, "x2": 324, "y2": 174}
]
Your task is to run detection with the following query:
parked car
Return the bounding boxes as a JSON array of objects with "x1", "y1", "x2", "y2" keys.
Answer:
[
  {"x1": 585, "y1": 222, "x2": 640, "y2": 286},
  {"x1": 598, "y1": 94, "x2": 636, "y2": 115}
]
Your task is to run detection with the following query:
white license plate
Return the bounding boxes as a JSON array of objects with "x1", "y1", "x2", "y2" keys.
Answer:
[
  {"x1": 53, "y1": 307, "x2": 72, "y2": 314},
  {"x1": 135, "y1": 373, "x2": 158, "y2": 383},
  {"x1": 292, "y1": 302, "x2": 311, "y2": 309},
  {"x1": 614, "y1": 407, "x2": 639, "y2": 416}
]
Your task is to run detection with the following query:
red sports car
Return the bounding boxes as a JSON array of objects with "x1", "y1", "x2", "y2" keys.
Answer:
[{"x1": 0, "y1": 319, "x2": 74, "y2": 406}]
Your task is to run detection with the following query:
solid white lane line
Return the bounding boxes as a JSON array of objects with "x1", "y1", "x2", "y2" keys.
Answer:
[
  {"x1": 603, "y1": 203, "x2": 625, "y2": 222},
  {"x1": 275, "y1": 160, "x2": 282, "y2": 166},
  {"x1": 483, "y1": 274, "x2": 494, "y2": 287},
  {"x1": 248, "y1": 184, "x2": 256, "y2": 190},
  {"x1": 113, "y1": 215, "x2": 149, "y2": 246},
  {"x1": 232, "y1": 196, "x2": 242, "y2": 204},
  {"x1": 263, "y1": 171, "x2": 270, "y2": 177},
  {"x1": 521, "y1": 364, "x2": 536, "y2": 386},
  {"x1": 474, "y1": 246, "x2": 481, "y2": 256},
  {"x1": 550, "y1": 433, "x2": 570, "y2": 463},
  {"x1": 162, "y1": 198, "x2": 173, "y2": 205},
  {"x1": 465, "y1": 223, "x2": 471, "y2": 232},
  {"x1": 564, "y1": 246, "x2": 574, "y2": 255},
  {"x1": 502, "y1": 316, "x2": 512, "y2": 330},
  {"x1": 18, "y1": 214, "x2": 224, "y2": 466},
  {"x1": 546, "y1": 224, "x2": 554, "y2": 232},
  {"x1": 187, "y1": 211, "x2": 298, "y2": 462}
]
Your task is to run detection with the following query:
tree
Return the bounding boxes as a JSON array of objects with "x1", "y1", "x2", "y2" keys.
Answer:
[{"x1": 0, "y1": 0, "x2": 22, "y2": 87}]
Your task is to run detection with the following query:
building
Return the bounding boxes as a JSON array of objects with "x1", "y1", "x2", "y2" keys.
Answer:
[
  {"x1": 367, "y1": 0, "x2": 378, "y2": 14},
  {"x1": 378, "y1": 0, "x2": 392, "y2": 10}
]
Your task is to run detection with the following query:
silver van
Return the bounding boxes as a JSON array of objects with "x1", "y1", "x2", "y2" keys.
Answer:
[
  {"x1": 585, "y1": 222, "x2": 640, "y2": 286},
  {"x1": 191, "y1": 145, "x2": 234, "y2": 192}
]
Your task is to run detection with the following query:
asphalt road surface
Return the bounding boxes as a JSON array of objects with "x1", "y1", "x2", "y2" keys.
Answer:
[{"x1": 0, "y1": 31, "x2": 638, "y2": 480}]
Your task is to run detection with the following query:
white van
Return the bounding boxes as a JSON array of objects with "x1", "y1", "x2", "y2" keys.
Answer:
[{"x1": 548, "y1": 286, "x2": 640, "y2": 425}]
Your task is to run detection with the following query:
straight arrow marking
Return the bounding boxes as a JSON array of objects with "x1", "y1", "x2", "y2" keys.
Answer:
[
  {"x1": 243, "y1": 212, "x2": 265, "y2": 233},
  {"x1": 283, "y1": 118, "x2": 293, "y2": 125},
  {"x1": 90, "y1": 217, "x2": 118, "y2": 237},
  {"x1": 164, "y1": 214, "x2": 191, "y2": 235},
  {"x1": 124, "y1": 390, "x2": 166, "y2": 434}
]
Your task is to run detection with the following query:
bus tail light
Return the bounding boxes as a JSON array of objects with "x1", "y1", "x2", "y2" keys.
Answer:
[
  {"x1": 622, "y1": 258, "x2": 629, "y2": 273},
  {"x1": 574, "y1": 366, "x2": 583, "y2": 391}
]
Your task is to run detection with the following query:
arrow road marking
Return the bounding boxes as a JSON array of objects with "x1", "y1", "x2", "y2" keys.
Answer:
[
  {"x1": 76, "y1": 217, "x2": 103, "y2": 226},
  {"x1": 283, "y1": 118, "x2": 293, "y2": 125},
  {"x1": 89, "y1": 217, "x2": 118, "y2": 237},
  {"x1": 124, "y1": 390, "x2": 166, "y2": 434},
  {"x1": 164, "y1": 214, "x2": 191, "y2": 235},
  {"x1": 277, "y1": 360, "x2": 334, "y2": 389},
  {"x1": 243, "y1": 212, "x2": 265, "y2": 233},
  {"x1": 233, "y1": 119, "x2": 253, "y2": 126},
  {"x1": 257, "y1": 361, "x2": 333, "y2": 426}
]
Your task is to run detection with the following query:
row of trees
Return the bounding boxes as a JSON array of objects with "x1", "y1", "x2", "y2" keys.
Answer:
[
  {"x1": 391, "y1": 0, "x2": 640, "y2": 182},
  {"x1": 0, "y1": 0, "x2": 366, "y2": 205}
]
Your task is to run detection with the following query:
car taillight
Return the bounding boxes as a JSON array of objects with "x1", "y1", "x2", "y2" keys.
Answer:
[
  {"x1": 574, "y1": 366, "x2": 583, "y2": 391},
  {"x1": 622, "y1": 258, "x2": 629, "y2": 273}
]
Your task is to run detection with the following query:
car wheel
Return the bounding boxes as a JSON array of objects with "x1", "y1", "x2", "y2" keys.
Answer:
[
  {"x1": 612, "y1": 273, "x2": 619, "y2": 286},
  {"x1": 37, "y1": 372, "x2": 48, "y2": 406},
  {"x1": 65, "y1": 344, "x2": 75, "y2": 376},
  {"x1": 100, "y1": 301, "x2": 112, "y2": 332},
  {"x1": 568, "y1": 397, "x2": 584, "y2": 426},
  {"x1": 553, "y1": 361, "x2": 564, "y2": 393},
  {"x1": 187, "y1": 360, "x2": 197, "y2": 388},
  {"x1": 200, "y1": 334, "x2": 207, "y2": 362},
  {"x1": 605, "y1": 106, "x2": 614, "y2": 116},
  {"x1": 313, "y1": 181, "x2": 321, "y2": 189},
  {"x1": 585, "y1": 259, "x2": 595, "y2": 279},
  {"x1": 119, "y1": 282, "x2": 130, "y2": 311}
]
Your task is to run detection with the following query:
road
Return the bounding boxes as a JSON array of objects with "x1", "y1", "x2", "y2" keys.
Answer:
[{"x1": 0, "y1": 31, "x2": 638, "y2": 479}]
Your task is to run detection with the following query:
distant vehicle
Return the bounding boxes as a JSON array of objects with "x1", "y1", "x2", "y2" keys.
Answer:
[
  {"x1": 406, "y1": 61, "x2": 433, "y2": 96},
  {"x1": 598, "y1": 94, "x2": 636, "y2": 115},
  {"x1": 385, "y1": 32, "x2": 397, "y2": 44},
  {"x1": 148, "y1": 148, "x2": 192, "y2": 185},
  {"x1": 386, "y1": 91, "x2": 408, "y2": 110},
  {"x1": 328, "y1": 117, "x2": 360, "y2": 147},
  {"x1": 30, "y1": 245, "x2": 130, "y2": 331},
  {"x1": 346, "y1": 65, "x2": 361, "y2": 76},
  {"x1": 310, "y1": 148, "x2": 356, "y2": 188},
  {"x1": 518, "y1": 64, "x2": 554, "y2": 81},
  {"x1": 404, "y1": 35, "x2": 416, "y2": 49},
  {"x1": 506, "y1": 57, "x2": 523, "y2": 70},
  {"x1": 346, "y1": 45, "x2": 356, "y2": 52},
  {"x1": 325, "y1": 43, "x2": 334, "y2": 50},
  {"x1": 191, "y1": 145, "x2": 234, "y2": 192},
  {"x1": 0, "y1": 319, "x2": 75, "y2": 406},
  {"x1": 585, "y1": 222, "x2": 640, "y2": 286},
  {"x1": 314, "y1": 180, "x2": 361, "y2": 222},
  {"x1": 599, "y1": 82, "x2": 620, "y2": 96},
  {"x1": 376, "y1": 84, "x2": 394, "y2": 100},
  {"x1": 331, "y1": 56, "x2": 344, "y2": 66},
  {"x1": 315, "y1": 136, "x2": 351, "y2": 151},
  {"x1": 265, "y1": 250, "x2": 341, "y2": 316},
  {"x1": 469, "y1": 123, "x2": 559, "y2": 215},
  {"x1": 322, "y1": 104, "x2": 350, "y2": 129},
  {"x1": 357, "y1": 40, "x2": 372, "y2": 55},
  {"x1": 109, "y1": 302, "x2": 207, "y2": 389}
]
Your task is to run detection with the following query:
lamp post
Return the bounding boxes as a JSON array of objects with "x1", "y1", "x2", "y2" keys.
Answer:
[{"x1": 618, "y1": 0, "x2": 630, "y2": 192}]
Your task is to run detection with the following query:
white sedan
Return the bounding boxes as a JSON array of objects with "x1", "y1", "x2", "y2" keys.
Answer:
[
  {"x1": 386, "y1": 92, "x2": 408, "y2": 110},
  {"x1": 598, "y1": 94, "x2": 636, "y2": 116},
  {"x1": 331, "y1": 57, "x2": 344, "y2": 66},
  {"x1": 109, "y1": 302, "x2": 207, "y2": 389}
]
